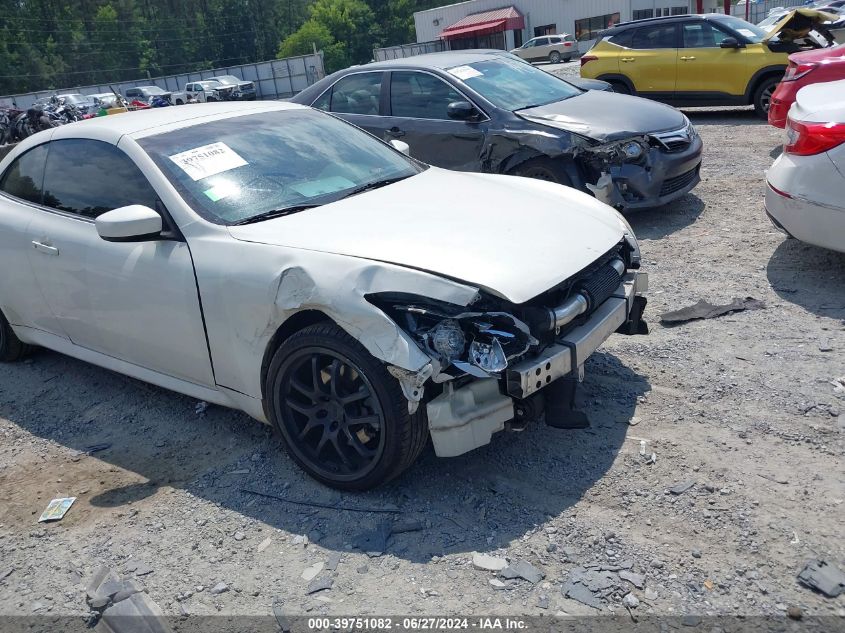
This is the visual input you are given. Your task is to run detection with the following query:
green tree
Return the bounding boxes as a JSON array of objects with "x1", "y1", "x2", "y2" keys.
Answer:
[
  {"x1": 307, "y1": 0, "x2": 375, "y2": 64},
  {"x1": 278, "y1": 19, "x2": 347, "y2": 72}
]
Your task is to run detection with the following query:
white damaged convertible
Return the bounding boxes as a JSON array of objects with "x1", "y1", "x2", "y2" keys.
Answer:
[{"x1": 0, "y1": 102, "x2": 648, "y2": 489}]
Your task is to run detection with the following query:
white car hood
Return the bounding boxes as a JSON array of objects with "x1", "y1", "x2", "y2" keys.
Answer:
[{"x1": 228, "y1": 167, "x2": 626, "y2": 304}]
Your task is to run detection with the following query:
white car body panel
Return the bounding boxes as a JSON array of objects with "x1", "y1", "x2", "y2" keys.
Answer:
[
  {"x1": 765, "y1": 80, "x2": 845, "y2": 253},
  {"x1": 0, "y1": 102, "x2": 636, "y2": 445},
  {"x1": 229, "y1": 167, "x2": 626, "y2": 304}
]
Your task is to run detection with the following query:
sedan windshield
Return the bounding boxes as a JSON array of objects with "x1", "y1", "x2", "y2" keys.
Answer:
[
  {"x1": 138, "y1": 109, "x2": 423, "y2": 224},
  {"x1": 717, "y1": 16, "x2": 767, "y2": 42},
  {"x1": 448, "y1": 57, "x2": 581, "y2": 111}
]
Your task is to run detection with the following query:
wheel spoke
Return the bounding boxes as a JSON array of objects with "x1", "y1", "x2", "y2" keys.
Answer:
[
  {"x1": 340, "y1": 386, "x2": 369, "y2": 406},
  {"x1": 285, "y1": 398, "x2": 315, "y2": 416},
  {"x1": 315, "y1": 428, "x2": 331, "y2": 455},
  {"x1": 329, "y1": 435, "x2": 354, "y2": 470},
  {"x1": 346, "y1": 413, "x2": 381, "y2": 429},
  {"x1": 297, "y1": 418, "x2": 319, "y2": 440},
  {"x1": 329, "y1": 359, "x2": 342, "y2": 397},
  {"x1": 343, "y1": 427, "x2": 377, "y2": 459},
  {"x1": 290, "y1": 378, "x2": 314, "y2": 398},
  {"x1": 311, "y1": 356, "x2": 324, "y2": 394}
]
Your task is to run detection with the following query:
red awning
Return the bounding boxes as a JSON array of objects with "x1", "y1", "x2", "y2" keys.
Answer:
[{"x1": 440, "y1": 6, "x2": 525, "y2": 40}]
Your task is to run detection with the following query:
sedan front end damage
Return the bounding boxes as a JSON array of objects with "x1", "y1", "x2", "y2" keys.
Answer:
[{"x1": 368, "y1": 239, "x2": 648, "y2": 458}]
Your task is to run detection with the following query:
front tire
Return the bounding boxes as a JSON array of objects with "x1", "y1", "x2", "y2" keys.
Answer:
[
  {"x1": 753, "y1": 76, "x2": 780, "y2": 119},
  {"x1": 549, "y1": 51, "x2": 562, "y2": 64},
  {"x1": 265, "y1": 323, "x2": 428, "y2": 490},
  {"x1": 0, "y1": 310, "x2": 28, "y2": 362},
  {"x1": 512, "y1": 157, "x2": 574, "y2": 187},
  {"x1": 609, "y1": 80, "x2": 631, "y2": 95}
]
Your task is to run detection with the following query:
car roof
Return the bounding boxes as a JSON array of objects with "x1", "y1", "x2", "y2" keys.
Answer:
[
  {"x1": 48, "y1": 101, "x2": 306, "y2": 143},
  {"x1": 608, "y1": 13, "x2": 737, "y2": 32},
  {"x1": 360, "y1": 50, "x2": 515, "y2": 70}
]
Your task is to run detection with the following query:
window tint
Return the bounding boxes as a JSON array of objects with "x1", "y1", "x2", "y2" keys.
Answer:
[
  {"x1": 0, "y1": 144, "x2": 48, "y2": 205},
  {"x1": 550, "y1": 37, "x2": 562, "y2": 44},
  {"x1": 312, "y1": 87, "x2": 331, "y2": 110},
  {"x1": 390, "y1": 72, "x2": 463, "y2": 120},
  {"x1": 42, "y1": 139, "x2": 159, "y2": 219},
  {"x1": 607, "y1": 29, "x2": 634, "y2": 47},
  {"x1": 630, "y1": 23, "x2": 678, "y2": 49},
  {"x1": 682, "y1": 21, "x2": 730, "y2": 47},
  {"x1": 328, "y1": 73, "x2": 382, "y2": 115}
]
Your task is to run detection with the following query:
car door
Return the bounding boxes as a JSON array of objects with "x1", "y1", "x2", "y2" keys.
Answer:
[
  {"x1": 532, "y1": 37, "x2": 551, "y2": 61},
  {"x1": 625, "y1": 22, "x2": 680, "y2": 97},
  {"x1": 380, "y1": 70, "x2": 486, "y2": 170},
  {"x1": 311, "y1": 71, "x2": 388, "y2": 138},
  {"x1": 0, "y1": 143, "x2": 64, "y2": 335},
  {"x1": 25, "y1": 138, "x2": 215, "y2": 386},
  {"x1": 515, "y1": 38, "x2": 536, "y2": 60},
  {"x1": 677, "y1": 20, "x2": 750, "y2": 98}
]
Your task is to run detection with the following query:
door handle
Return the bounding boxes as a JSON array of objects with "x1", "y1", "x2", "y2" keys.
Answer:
[
  {"x1": 388, "y1": 127, "x2": 406, "y2": 138},
  {"x1": 680, "y1": 56, "x2": 696, "y2": 61},
  {"x1": 621, "y1": 57, "x2": 635, "y2": 62},
  {"x1": 32, "y1": 240, "x2": 59, "y2": 256}
]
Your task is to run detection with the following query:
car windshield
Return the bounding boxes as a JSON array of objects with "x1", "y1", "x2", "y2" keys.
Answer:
[
  {"x1": 200, "y1": 81, "x2": 221, "y2": 88},
  {"x1": 215, "y1": 76, "x2": 239, "y2": 85},
  {"x1": 447, "y1": 57, "x2": 581, "y2": 111},
  {"x1": 143, "y1": 86, "x2": 166, "y2": 95},
  {"x1": 138, "y1": 109, "x2": 423, "y2": 225},
  {"x1": 717, "y1": 16, "x2": 767, "y2": 42}
]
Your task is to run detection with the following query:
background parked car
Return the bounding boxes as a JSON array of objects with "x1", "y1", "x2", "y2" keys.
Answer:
[
  {"x1": 511, "y1": 34, "x2": 579, "y2": 64},
  {"x1": 292, "y1": 51, "x2": 701, "y2": 211},
  {"x1": 208, "y1": 75, "x2": 256, "y2": 100},
  {"x1": 125, "y1": 85, "x2": 172, "y2": 104},
  {"x1": 172, "y1": 80, "x2": 229, "y2": 104},
  {"x1": 581, "y1": 12, "x2": 837, "y2": 117},
  {"x1": 768, "y1": 43, "x2": 845, "y2": 126},
  {"x1": 765, "y1": 78, "x2": 845, "y2": 253}
]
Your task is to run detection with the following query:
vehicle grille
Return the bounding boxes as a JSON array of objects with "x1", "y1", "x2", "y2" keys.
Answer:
[
  {"x1": 660, "y1": 166, "x2": 698, "y2": 197},
  {"x1": 650, "y1": 126, "x2": 692, "y2": 153}
]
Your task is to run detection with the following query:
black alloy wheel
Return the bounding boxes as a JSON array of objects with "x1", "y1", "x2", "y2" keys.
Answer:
[{"x1": 265, "y1": 323, "x2": 428, "y2": 490}]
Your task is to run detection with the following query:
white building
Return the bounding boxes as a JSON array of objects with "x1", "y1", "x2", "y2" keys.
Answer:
[{"x1": 414, "y1": 0, "x2": 724, "y2": 52}]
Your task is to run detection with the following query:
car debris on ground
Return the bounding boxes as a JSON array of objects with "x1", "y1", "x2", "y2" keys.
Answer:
[
  {"x1": 660, "y1": 297, "x2": 765, "y2": 324},
  {"x1": 797, "y1": 559, "x2": 845, "y2": 598}
]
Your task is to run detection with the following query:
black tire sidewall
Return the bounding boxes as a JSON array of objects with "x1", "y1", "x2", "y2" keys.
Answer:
[
  {"x1": 754, "y1": 77, "x2": 779, "y2": 118},
  {"x1": 0, "y1": 310, "x2": 24, "y2": 362},
  {"x1": 514, "y1": 158, "x2": 573, "y2": 187},
  {"x1": 265, "y1": 323, "x2": 416, "y2": 490}
]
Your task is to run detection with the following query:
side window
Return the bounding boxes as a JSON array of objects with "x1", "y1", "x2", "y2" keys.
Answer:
[
  {"x1": 390, "y1": 71, "x2": 464, "y2": 120},
  {"x1": 608, "y1": 29, "x2": 634, "y2": 48},
  {"x1": 630, "y1": 24, "x2": 678, "y2": 49},
  {"x1": 41, "y1": 139, "x2": 159, "y2": 219},
  {"x1": 682, "y1": 22, "x2": 729, "y2": 47},
  {"x1": 550, "y1": 37, "x2": 562, "y2": 44},
  {"x1": 0, "y1": 144, "x2": 48, "y2": 205},
  {"x1": 328, "y1": 73, "x2": 382, "y2": 115},
  {"x1": 537, "y1": 37, "x2": 550, "y2": 46},
  {"x1": 312, "y1": 87, "x2": 331, "y2": 111}
]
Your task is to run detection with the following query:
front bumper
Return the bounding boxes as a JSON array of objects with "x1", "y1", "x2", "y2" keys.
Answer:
[
  {"x1": 505, "y1": 270, "x2": 648, "y2": 399},
  {"x1": 590, "y1": 136, "x2": 703, "y2": 210}
]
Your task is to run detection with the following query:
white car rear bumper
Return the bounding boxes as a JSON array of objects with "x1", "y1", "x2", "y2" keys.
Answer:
[{"x1": 765, "y1": 149, "x2": 845, "y2": 254}]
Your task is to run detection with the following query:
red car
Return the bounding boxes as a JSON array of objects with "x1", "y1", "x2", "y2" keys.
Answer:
[{"x1": 769, "y1": 44, "x2": 845, "y2": 128}]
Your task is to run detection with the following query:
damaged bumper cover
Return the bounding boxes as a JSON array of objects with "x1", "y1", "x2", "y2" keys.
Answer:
[
  {"x1": 506, "y1": 270, "x2": 647, "y2": 398},
  {"x1": 579, "y1": 129, "x2": 703, "y2": 211}
]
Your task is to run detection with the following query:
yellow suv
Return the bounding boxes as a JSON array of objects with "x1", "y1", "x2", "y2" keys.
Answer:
[{"x1": 580, "y1": 13, "x2": 835, "y2": 118}]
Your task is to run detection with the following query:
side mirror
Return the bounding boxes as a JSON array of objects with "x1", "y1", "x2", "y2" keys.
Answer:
[
  {"x1": 720, "y1": 37, "x2": 743, "y2": 49},
  {"x1": 447, "y1": 100, "x2": 478, "y2": 121},
  {"x1": 96, "y1": 205, "x2": 163, "y2": 242},
  {"x1": 389, "y1": 139, "x2": 410, "y2": 156}
]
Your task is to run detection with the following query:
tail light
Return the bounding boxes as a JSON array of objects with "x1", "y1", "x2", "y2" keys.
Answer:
[
  {"x1": 782, "y1": 61, "x2": 818, "y2": 82},
  {"x1": 784, "y1": 118, "x2": 845, "y2": 156},
  {"x1": 564, "y1": 42, "x2": 573, "y2": 47},
  {"x1": 580, "y1": 55, "x2": 598, "y2": 67}
]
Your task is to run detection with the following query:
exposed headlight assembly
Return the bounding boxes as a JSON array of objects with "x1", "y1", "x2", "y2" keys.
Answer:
[{"x1": 368, "y1": 295, "x2": 538, "y2": 376}]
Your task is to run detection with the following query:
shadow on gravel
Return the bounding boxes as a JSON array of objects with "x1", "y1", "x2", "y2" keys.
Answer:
[
  {"x1": 625, "y1": 192, "x2": 704, "y2": 240},
  {"x1": 0, "y1": 347, "x2": 647, "y2": 562},
  {"x1": 766, "y1": 238, "x2": 845, "y2": 319},
  {"x1": 682, "y1": 108, "x2": 761, "y2": 126}
]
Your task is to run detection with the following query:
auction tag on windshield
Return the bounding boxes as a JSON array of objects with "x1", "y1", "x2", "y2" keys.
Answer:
[
  {"x1": 448, "y1": 65, "x2": 482, "y2": 80},
  {"x1": 737, "y1": 29, "x2": 756, "y2": 37},
  {"x1": 169, "y1": 142, "x2": 247, "y2": 181}
]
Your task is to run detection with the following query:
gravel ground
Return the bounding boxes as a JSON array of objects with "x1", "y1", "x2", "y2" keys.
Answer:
[{"x1": 1, "y1": 95, "x2": 844, "y2": 627}]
